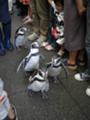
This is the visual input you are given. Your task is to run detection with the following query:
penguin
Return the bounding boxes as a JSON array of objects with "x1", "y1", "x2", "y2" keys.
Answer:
[
  {"x1": 14, "y1": 26, "x2": 27, "y2": 49},
  {"x1": 17, "y1": 42, "x2": 40, "y2": 73},
  {"x1": 46, "y1": 56, "x2": 68, "y2": 83},
  {"x1": 27, "y1": 69, "x2": 49, "y2": 99}
]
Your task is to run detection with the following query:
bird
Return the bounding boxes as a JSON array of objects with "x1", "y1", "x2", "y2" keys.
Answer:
[
  {"x1": 27, "y1": 69, "x2": 49, "y2": 99},
  {"x1": 14, "y1": 26, "x2": 27, "y2": 49},
  {"x1": 46, "y1": 56, "x2": 68, "y2": 83},
  {"x1": 17, "y1": 42, "x2": 40, "y2": 73}
]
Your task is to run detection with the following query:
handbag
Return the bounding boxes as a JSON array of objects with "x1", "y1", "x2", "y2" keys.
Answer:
[{"x1": 75, "y1": 0, "x2": 87, "y2": 15}]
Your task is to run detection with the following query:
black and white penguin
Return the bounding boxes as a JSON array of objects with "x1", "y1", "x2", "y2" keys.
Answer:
[
  {"x1": 14, "y1": 26, "x2": 27, "y2": 48},
  {"x1": 17, "y1": 42, "x2": 40, "y2": 72},
  {"x1": 46, "y1": 56, "x2": 67, "y2": 83},
  {"x1": 27, "y1": 69, "x2": 49, "y2": 98}
]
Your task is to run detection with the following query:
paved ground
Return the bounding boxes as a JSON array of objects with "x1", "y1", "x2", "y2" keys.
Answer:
[{"x1": 0, "y1": 11, "x2": 90, "y2": 120}]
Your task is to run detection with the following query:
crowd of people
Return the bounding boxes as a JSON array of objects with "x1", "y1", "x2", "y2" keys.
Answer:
[{"x1": 0, "y1": 0, "x2": 90, "y2": 119}]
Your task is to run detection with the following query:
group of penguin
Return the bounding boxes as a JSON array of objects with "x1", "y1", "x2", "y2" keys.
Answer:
[{"x1": 15, "y1": 26, "x2": 68, "y2": 99}]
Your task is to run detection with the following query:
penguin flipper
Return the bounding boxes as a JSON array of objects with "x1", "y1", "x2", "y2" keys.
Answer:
[{"x1": 17, "y1": 59, "x2": 25, "y2": 72}]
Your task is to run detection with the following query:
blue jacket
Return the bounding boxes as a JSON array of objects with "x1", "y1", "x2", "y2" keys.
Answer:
[{"x1": 0, "y1": 0, "x2": 11, "y2": 23}]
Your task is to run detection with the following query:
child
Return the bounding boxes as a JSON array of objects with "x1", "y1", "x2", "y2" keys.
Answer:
[
  {"x1": 0, "y1": 78, "x2": 18, "y2": 120},
  {"x1": 42, "y1": 0, "x2": 64, "y2": 56}
]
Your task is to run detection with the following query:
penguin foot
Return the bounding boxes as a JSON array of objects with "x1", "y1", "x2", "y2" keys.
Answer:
[
  {"x1": 54, "y1": 79, "x2": 59, "y2": 84},
  {"x1": 42, "y1": 92, "x2": 48, "y2": 99},
  {"x1": 54, "y1": 76, "x2": 60, "y2": 84},
  {"x1": 27, "y1": 89, "x2": 33, "y2": 97}
]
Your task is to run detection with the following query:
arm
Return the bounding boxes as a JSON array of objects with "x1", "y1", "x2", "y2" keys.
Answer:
[
  {"x1": 48, "y1": 0, "x2": 56, "y2": 12},
  {"x1": 75, "y1": 0, "x2": 86, "y2": 15}
]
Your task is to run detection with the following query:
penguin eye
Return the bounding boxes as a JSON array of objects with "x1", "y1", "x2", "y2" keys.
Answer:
[
  {"x1": 21, "y1": 29, "x2": 25, "y2": 33},
  {"x1": 31, "y1": 44, "x2": 36, "y2": 48}
]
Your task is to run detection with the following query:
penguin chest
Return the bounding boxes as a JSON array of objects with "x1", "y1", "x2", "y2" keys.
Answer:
[
  {"x1": 28, "y1": 81, "x2": 49, "y2": 92},
  {"x1": 48, "y1": 66, "x2": 62, "y2": 77},
  {"x1": 15, "y1": 35, "x2": 25, "y2": 47},
  {"x1": 24, "y1": 56, "x2": 40, "y2": 71}
]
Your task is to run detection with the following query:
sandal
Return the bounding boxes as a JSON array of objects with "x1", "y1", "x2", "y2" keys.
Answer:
[
  {"x1": 45, "y1": 44, "x2": 54, "y2": 51},
  {"x1": 78, "y1": 59, "x2": 85, "y2": 66},
  {"x1": 68, "y1": 63, "x2": 78, "y2": 70},
  {"x1": 63, "y1": 59, "x2": 77, "y2": 70}
]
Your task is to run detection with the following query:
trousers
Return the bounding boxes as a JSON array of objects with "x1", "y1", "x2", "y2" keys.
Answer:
[{"x1": 30, "y1": 0, "x2": 49, "y2": 35}]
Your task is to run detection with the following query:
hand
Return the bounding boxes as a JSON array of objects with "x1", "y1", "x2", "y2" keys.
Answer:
[
  {"x1": 51, "y1": 27, "x2": 59, "y2": 39},
  {"x1": 23, "y1": 16, "x2": 33, "y2": 24},
  {"x1": 51, "y1": 1, "x2": 57, "y2": 13}
]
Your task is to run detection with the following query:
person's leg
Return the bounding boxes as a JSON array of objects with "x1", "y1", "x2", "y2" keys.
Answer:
[
  {"x1": 85, "y1": 2, "x2": 90, "y2": 74},
  {"x1": 30, "y1": 0, "x2": 40, "y2": 34},
  {"x1": 74, "y1": 3, "x2": 90, "y2": 80},
  {"x1": 68, "y1": 51, "x2": 78, "y2": 65},
  {"x1": 2, "y1": 21, "x2": 13, "y2": 51},
  {"x1": 27, "y1": 0, "x2": 40, "y2": 41},
  {"x1": 36, "y1": 0, "x2": 49, "y2": 44},
  {"x1": 0, "y1": 27, "x2": 6, "y2": 56},
  {"x1": 65, "y1": 51, "x2": 78, "y2": 70}
]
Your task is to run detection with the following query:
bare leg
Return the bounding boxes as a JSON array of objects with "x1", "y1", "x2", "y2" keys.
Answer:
[{"x1": 68, "y1": 51, "x2": 78, "y2": 65}]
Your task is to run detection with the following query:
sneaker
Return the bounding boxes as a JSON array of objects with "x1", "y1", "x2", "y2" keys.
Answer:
[
  {"x1": 63, "y1": 59, "x2": 77, "y2": 70},
  {"x1": 74, "y1": 70, "x2": 90, "y2": 81},
  {"x1": 86, "y1": 86, "x2": 90, "y2": 96},
  {"x1": 37, "y1": 35, "x2": 47, "y2": 46},
  {"x1": 27, "y1": 33, "x2": 38, "y2": 41},
  {"x1": 57, "y1": 50, "x2": 64, "y2": 57}
]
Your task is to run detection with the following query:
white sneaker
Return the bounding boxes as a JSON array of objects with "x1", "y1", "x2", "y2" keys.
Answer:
[
  {"x1": 86, "y1": 86, "x2": 90, "y2": 96},
  {"x1": 37, "y1": 35, "x2": 47, "y2": 46},
  {"x1": 27, "y1": 33, "x2": 38, "y2": 41},
  {"x1": 74, "y1": 71, "x2": 90, "y2": 81},
  {"x1": 57, "y1": 50, "x2": 64, "y2": 56}
]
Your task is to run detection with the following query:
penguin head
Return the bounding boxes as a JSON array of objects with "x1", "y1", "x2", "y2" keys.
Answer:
[
  {"x1": 19, "y1": 26, "x2": 27, "y2": 33},
  {"x1": 21, "y1": 26, "x2": 27, "y2": 32},
  {"x1": 31, "y1": 42, "x2": 39, "y2": 49},
  {"x1": 16, "y1": 26, "x2": 27, "y2": 35},
  {"x1": 29, "y1": 42, "x2": 40, "y2": 54},
  {"x1": 0, "y1": 78, "x2": 4, "y2": 96},
  {"x1": 52, "y1": 56, "x2": 62, "y2": 66},
  {"x1": 29, "y1": 69, "x2": 48, "y2": 81},
  {"x1": 38, "y1": 69, "x2": 48, "y2": 80}
]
